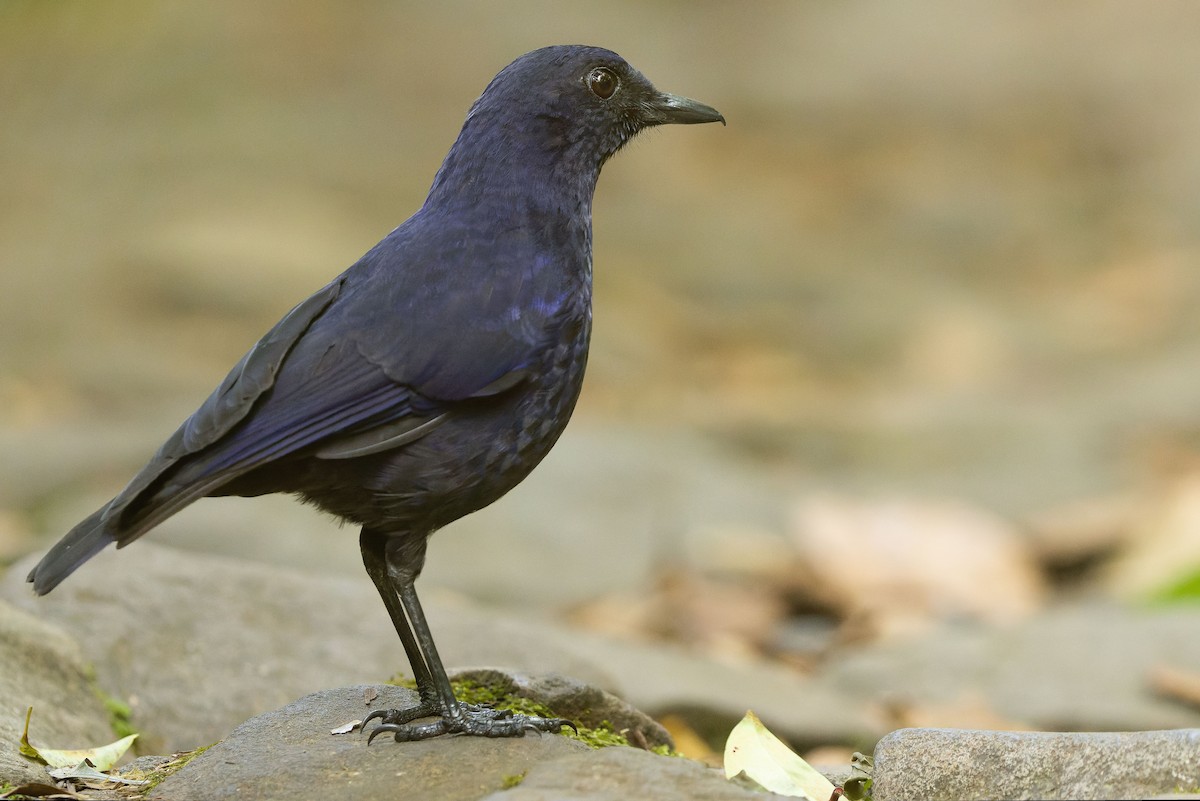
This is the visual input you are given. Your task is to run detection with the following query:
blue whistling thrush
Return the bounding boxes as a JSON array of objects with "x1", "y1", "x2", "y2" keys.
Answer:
[{"x1": 28, "y1": 44, "x2": 723, "y2": 741}]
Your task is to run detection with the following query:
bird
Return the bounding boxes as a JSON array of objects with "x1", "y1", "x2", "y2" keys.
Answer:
[{"x1": 27, "y1": 44, "x2": 724, "y2": 742}]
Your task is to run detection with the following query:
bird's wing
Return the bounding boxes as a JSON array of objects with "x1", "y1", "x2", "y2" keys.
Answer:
[
  {"x1": 103, "y1": 276, "x2": 345, "y2": 519},
  {"x1": 106, "y1": 267, "x2": 558, "y2": 535},
  {"x1": 105, "y1": 215, "x2": 585, "y2": 540}
]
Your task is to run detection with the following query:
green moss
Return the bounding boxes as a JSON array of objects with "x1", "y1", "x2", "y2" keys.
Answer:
[
  {"x1": 384, "y1": 675, "x2": 675, "y2": 752},
  {"x1": 130, "y1": 743, "x2": 215, "y2": 792},
  {"x1": 563, "y1": 718, "x2": 630, "y2": 749},
  {"x1": 500, "y1": 771, "x2": 527, "y2": 789}
]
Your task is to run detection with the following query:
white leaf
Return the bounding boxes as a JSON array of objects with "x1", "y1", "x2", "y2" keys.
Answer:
[
  {"x1": 47, "y1": 759, "x2": 149, "y2": 786},
  {"x1": 19, "y1": 707, "x2": 137, "y2": 771},
  {"x1": 723, "y1": 710, "x2": 835, "y2": 800},
  {"x1": 330, "y1": 719, "x2": 362, "y2": 735}
]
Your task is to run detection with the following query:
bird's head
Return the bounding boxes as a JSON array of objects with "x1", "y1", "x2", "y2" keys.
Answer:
[{"x1": 428, "y1": 45, "x2": 724, "y2": 206}]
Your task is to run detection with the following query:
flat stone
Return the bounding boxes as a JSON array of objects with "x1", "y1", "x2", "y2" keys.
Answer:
[
  {"x1": 820, "y1": 602, "x2": 1200, "y2": 732},
  {"x1": 2, "y1": 542, "x2": 875, "y2": 755},
  {"x1": 0, "y1": 544, "x2": 609, "y2": 755},
  {"x1": 872, "y1": 727, "x2": 1200, "y2": 801},
  {"x1": 151, "y1": 685, "x2": 589, "y2": 801},
  {"x1": 479, "y1": 745, "x2": 794, "y2": 801},
  {"x1": 154, "y1": 684, "x2": 788, "y2": 801}
]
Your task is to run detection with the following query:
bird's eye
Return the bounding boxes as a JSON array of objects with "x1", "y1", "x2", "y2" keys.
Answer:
[{"x1": 587, "y1": 67, "x2": 619, "y2": 100}]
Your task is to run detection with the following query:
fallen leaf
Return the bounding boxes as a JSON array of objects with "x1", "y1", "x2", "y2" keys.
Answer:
[
  {"x1": 331, "y1": 719, "x2": 362, "y2": 735},
  {"x1": 364, "y1": 687, "x2": 379, "y2": 706},
  {"x1": 48, "y1": 759, "x2": 149, "y2": 786},
  {"x1": 18, "y1": 707, "x2": 41, "y2": 760},
  {"x1": 0, "y1": 782, "x2": 82, "y2": 799},
  {"x1": 724, "y1": 710, "x2": 835, "y2": 800},
  {"x1": 19, "y1": 706, "x2": 137, "y2": 770}
]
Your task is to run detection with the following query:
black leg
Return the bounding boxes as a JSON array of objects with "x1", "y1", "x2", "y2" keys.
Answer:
[
  {"x1": 359, "y1": 528, "x2": 437, "y2": 716},
  {"x1": 396, "y1": 575, "x2": 460, "y2": 718},
  {"x1": 361, "y1": 528, "x2": 575, "y2": 743}
]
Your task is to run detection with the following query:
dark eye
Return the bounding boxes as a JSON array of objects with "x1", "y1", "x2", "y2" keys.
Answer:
[{"x1": 587, "y1": 67, "x2": 619, "y2": 100}]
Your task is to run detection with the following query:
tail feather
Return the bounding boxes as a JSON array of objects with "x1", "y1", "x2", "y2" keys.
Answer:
[{"x1": 27, "y1": 505, "x2": 116, "y2": 595}]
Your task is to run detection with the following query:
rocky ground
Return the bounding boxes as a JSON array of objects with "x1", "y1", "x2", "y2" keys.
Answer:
[
  {"x1": 8, "y1": 3, "x2": 1200, "y2": 799},
  {"x1": 3, "y1": 542, "x2": 1200, "y2": 799}
]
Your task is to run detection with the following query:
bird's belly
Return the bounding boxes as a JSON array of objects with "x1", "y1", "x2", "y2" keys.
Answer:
[{"x1": 292, "y1": 329, "x2": 590, "y2": 534}]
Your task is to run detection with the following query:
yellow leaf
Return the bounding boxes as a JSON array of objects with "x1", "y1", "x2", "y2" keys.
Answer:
[
  {"x1": 18, "y1": 706, "x2": 138, "y2": 771},
  {"x1": 723, "y1": 710, "x2": 835, "y2": 800}
]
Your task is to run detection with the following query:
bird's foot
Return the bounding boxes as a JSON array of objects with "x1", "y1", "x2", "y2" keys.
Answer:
[{"x1": 364, "y1": 701, "x2": 575, "y2": 743}]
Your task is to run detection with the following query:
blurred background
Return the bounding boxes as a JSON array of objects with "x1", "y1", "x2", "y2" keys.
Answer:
[{"x1": 5, "y1": 0, "x2": 1200, "y2": 756}]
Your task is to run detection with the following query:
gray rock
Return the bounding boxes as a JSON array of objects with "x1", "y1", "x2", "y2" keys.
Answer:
[
  {"x1": 2, "y1": 542, "x2": 875, "y2": 755},
  {"x1": 872, "y1": 727, "x2": 1200, "y2": 801},
  {"x1": 0, "y1": 544, "x2": 609, "y2": 755},
  {"x1": 155, "y1": 684, "x2": 784, "y2": 801},
  {"x1": 152, "y1": 684, "x2": 588, "y2": 801},
  {"x1": 479, "y1": 745, "x2": 793, "y2": 801},
  {"x1": 549, "y1": 626, "x2": 879, "y2": 749},
  {"x1": 0, "y1": 599, "x2": 114, "y2": 785},
  {"x1": 821, "y1": 602, "x2": 1200, "y2": 732}
]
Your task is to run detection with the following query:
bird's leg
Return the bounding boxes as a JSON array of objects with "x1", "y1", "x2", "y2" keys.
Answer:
[
  {"x1": 359, "y1": 528, "x2": 439, "y2": 722},
  {"x1": 363, "y1": 530, "x2": 574, "y2": 743}
]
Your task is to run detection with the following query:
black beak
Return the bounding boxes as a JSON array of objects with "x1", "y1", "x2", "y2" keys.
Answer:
[{"x1": 646, "y1": 91, "x2": 726, "y2": 126}]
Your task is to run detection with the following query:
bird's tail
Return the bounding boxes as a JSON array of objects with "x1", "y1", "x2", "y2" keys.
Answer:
[{"x1": 27, "y1": 505, "x2": 116, "y2": 595}]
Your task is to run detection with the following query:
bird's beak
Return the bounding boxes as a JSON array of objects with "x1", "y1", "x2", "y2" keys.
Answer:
[{"x1": 647, "y1": 92, "x2": 726, "y2": 126}]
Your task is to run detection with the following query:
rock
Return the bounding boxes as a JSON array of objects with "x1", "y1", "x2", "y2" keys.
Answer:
[
  {"x1": 549, "y1": 626, "x2": 880, "y2": 750},
  {"x1": 154, "y1": 685, "x2": 779, "y2": 801},
  {"x1": 820, "y1": 602, "x2": 1200, "y2": 733},
  {"x1": 1, "y1": 542, "x2": 878, "y2": 754},
  {"x1": 0, "y1": 599, "x2": 114, "y2": 785},
  {"x1": 479, "y1": 745, "x2": 793, "y2": 801},
  {"x1": 872, "y1": 727, "x2": 1200, "y2": 801},
  {"x1": 152, "y1": 685, "x2": 586, "y2": 801},
  {"x1": 0, "y1": 543, "x2": 609, "y2": 755}
]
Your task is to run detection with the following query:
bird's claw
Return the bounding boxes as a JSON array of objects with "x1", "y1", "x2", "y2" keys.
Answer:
[
  {"x1": 366, "y1": 722, "x2": 406, "y2": 745},
  {"x1": 362, "y1": 698, "x2": 441, "y2": 735},
  {"x1": 363, "y1": 701, "x2": 575, "y2": 744}
]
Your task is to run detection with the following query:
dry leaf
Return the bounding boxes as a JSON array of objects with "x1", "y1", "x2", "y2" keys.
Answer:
[
  {"x1": 19, "y1": 706, "x2": 137, "y2": 770},
  {"x1": 724, "y1": 710, "x2": 835, "y2": 800},
  {"x1": 330, "y1": 719, "x2": 362, "y2": 735},
  {"x1": 0, "y1": 782, "x2": 83, "y2": 799},
  {"x1": 47, "y1": 759, "x2": 149, "y2": 787}
]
